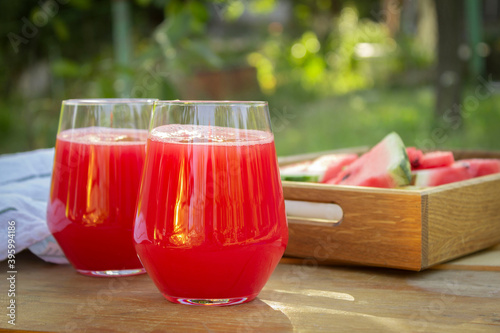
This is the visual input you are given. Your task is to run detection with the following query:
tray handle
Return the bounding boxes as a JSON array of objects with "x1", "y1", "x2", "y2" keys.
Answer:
[{"x1": 284, "y1": 199, "x2": 343, "y2": 227}]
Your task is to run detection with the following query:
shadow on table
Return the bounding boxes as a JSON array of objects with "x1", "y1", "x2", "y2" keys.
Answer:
[{"x1": 147, "y1": 298, "x2": 293, "y2": 332}]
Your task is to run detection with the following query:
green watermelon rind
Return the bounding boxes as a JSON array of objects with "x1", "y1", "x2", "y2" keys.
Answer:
[
  {"x1": 413, "y1": 171, "x2": 431, "y2": 187},
  {"x1": 280, "y1": 174, "x2": 321, "y2": 182},
  {"x1": 385, "y1": 133, "x2": 412, "y2": 186}
]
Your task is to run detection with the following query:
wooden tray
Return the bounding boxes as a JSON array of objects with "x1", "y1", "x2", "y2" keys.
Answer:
[{"x1": 280, "y1": 149, "x2": 500, "y2": 271}]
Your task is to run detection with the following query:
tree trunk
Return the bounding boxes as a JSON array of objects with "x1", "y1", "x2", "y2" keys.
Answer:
[
  {"x1": 112, "y1": 0, "x2": 133, "y2": 97},
  {"x1": 434, "y1": 0, "x2": 466, "y2": 126}
]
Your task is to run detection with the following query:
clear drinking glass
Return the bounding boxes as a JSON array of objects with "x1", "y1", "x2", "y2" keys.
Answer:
[
  {"x1": 134, "y1": 100, "x2": 288, "y2": 305},
  {"x1": 47, "y1": 98, "x2": 155, "y2": 277}
]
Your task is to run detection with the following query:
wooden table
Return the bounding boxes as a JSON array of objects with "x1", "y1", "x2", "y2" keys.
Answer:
[{"x1": 2, "y1": 245, "x2": 500, "y2": 332}]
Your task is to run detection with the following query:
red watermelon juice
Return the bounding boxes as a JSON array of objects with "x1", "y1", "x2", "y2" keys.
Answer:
[
  {"x1": 134, "y1": 125, "x2": 288, "y2": 305},
  {"x1": 47, "y1": 127, "x2": 147, "y2": 276}
]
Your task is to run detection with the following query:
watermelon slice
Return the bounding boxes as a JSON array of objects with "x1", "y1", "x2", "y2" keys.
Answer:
[
  {"x1": 454, "y1": 159, "x2": 500, "y2": 177},
  {"x1": 406, "y1": 148, "x2": 455, "y2": 170},
  {"x1": 280, "y1": 161, "x2": 320, "y2": 182},
  {"x1": 406, "y1": 147, "x2": 423, "y2": 169},
  {"x1": 328, "y1": 132, "x2": 412, "y2": 188},
  {"x1": 413, "y1": 164, "x2": 472, "y2": 187},
  {"x1": 416, "y1": 151, "x2": 454, "y2": 169},
  {"x1": 280, "y1": 154, "x2": 358, "y2": 183},
  {"x1": 311, "y1": 154, "x2": 358, "y2": 183}
]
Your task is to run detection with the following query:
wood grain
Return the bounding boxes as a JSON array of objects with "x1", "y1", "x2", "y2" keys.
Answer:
[
  {"x1": 283, "y1": 182, "x2": 423, "y2": 270},
  {"x1": 424, "y1": 176, "x2": 500, "y2": 267},
  {"x1": 3, "y1": 251, "x2": 500, "y2": 332}
]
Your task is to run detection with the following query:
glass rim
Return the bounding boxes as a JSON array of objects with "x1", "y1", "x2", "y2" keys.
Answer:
[
  {"x1": 155, "y1": 100, "x2": 268, "y2": 107},
  {"x1": 62, "y1": 98, "x2": 158, "y2": 105}
]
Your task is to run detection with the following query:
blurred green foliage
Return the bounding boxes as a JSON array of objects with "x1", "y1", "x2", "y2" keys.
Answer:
[
  {"x1": 0, "y1": 0, "x2": 499, "y2": 155},
  {"x1": 273, "y1": 85, "x2": 500, "y2": 156},
  {"x1": 248, "y1": 5, "x2": 399, "y2": 95}
]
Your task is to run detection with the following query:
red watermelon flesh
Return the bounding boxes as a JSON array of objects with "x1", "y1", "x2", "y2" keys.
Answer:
[
  {"x1": 280, "y1": 154, "x2": 358, "y2": 182},
  {"x1": 413, "y1": 165, "x2": 472, "y2": 187},
  {"x1": 329, "y1": 132, "x2": 412, "y2": 188},
  {"x1": 406, "y1": 147, "x2": 423, "y2": 168},
  {"x1": 416, "y1": 151, "x2": 455, "y2": 169},
  {"x1": 328, "y1": 172, "x2": 401, "y2": 187},
  {"x1": 309, "y1": 154, "x2": 358, "y2": 183},
  {"x1": 454, "y1": 159, "x2": 500, "y2": 177}
]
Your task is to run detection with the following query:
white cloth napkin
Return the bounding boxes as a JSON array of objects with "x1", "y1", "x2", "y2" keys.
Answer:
[{"x1": 0, "y1": 148, "x2": 68, "y2": 264}]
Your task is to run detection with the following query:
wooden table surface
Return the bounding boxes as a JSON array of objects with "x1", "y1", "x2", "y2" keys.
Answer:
[{"x1": 2, "y1": 245, "x2": 500, "y2": 333}]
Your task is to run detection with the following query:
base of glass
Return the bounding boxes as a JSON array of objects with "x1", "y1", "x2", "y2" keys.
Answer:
[
  {"x1": 77, "y1": 268, "x2": 146, "y2": 277},
  {"x1": 164, "y1": 294, "x2": 257, "y2": 306}
]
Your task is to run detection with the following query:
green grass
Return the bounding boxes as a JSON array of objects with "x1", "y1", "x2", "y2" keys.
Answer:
[
  {"x1": 1, "y1": 85, "x2": 499, "y2": 156},
  {"x1": 271, "y1": 85, "x2": 500, "y2": 157}
]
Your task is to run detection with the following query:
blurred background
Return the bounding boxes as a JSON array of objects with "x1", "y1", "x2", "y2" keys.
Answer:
[{"x1": 1, "y1": 0, "x2": 500, "y2": 156}]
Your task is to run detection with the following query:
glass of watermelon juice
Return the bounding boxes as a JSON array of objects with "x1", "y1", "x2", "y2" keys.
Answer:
[
  {"x1": 47, "y1": 99, "x2": 155, "y2": 277},
  {"x1": 134, "y1": 100, "x2": 288, "y2": 306}
]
